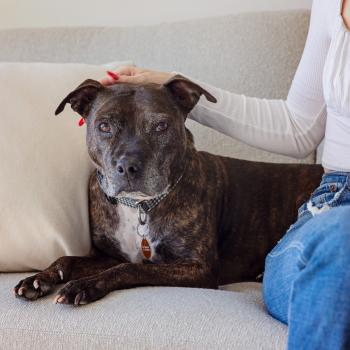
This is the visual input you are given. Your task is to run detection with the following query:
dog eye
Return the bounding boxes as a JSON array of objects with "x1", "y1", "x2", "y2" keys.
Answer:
[
  {"x1": 98, "y1": 122, "x2": 111, "y2": 133},
  {"x1": 155, "y1": 122, "x2": 168, "y2": 132}
]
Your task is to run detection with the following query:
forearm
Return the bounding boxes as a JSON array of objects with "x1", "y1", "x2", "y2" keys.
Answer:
[
  {"x1": 185, "y1": 77, "x2": 326, "y2": 158},
  {"x1": 172, "y1": 0, "x2": 330, "y2": 159}
]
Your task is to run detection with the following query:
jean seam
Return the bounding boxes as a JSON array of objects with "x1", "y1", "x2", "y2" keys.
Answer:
[
  {"x1": 268, "y1": 241, "x2": 305, "y2": 258},
  {"x1": 298, "y1": 254, "x2": 308, "y2": 268}
]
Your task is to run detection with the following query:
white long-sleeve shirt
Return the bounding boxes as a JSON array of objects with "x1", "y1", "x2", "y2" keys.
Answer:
[{"x1": 180, "y1": 0, "x2": 350, "y2": 172}]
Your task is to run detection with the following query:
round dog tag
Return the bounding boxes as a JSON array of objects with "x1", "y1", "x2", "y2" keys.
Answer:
[{"x1": 141, "y1": 238, "x2": 151, "y2": 259}]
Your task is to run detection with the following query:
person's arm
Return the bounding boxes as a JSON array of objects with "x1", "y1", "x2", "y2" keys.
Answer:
[{"x1": 177, "y1": 0, "x2": 331, "y2": 158}]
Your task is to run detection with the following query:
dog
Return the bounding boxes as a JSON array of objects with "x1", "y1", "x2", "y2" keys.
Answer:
[{"x1": 13, "y1": 75, "x2": 323, "y2": 305}]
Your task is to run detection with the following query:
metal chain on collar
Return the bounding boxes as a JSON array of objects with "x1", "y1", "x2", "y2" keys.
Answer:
[{"x1": 96, "y1": 168, "x2": 185, "y2": 225}]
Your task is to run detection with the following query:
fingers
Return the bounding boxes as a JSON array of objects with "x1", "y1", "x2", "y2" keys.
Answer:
[
  {"x1": 99, "y1": 66, "x2": 174, "y2": 86},
  {"x1": 100, "y1": 65, "x2": 144, "y2": 86},
  {"x1": 117, "y1": 74, "x2": 146, "y2": 83},
  {"x1": 100, "y1": 76, "x2": 114, "y2": 86},
  {"x1": 100, "y1": 71, "x2": 119, "y2": 86},
  {"x1": 107, "y1": 71, "x2": 119, "y2": 80},
  {"x1": 115, "y1": 65, "x2": 139, "y2": 76},
  {"x1": 100, "y1": 71, "x2": 146, "y2": 86}
]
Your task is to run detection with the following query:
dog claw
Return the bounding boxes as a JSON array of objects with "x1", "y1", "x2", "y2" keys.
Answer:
[
  {"x1": 55, "y1": 295, "x2": 66, "y2": 304},
  {"x1": 54, "y1": 295, "x2": 61, "y2": 304},
  {"x1": 18, "y1": 287, "x2": 24, "y2": 296},
  {"x1": 74, "y1": 292, "x2": 84, "y2": 305},
  {"x1": 58, "y1": 270, "x2": 64, "y2": 281},
  {"x1": 33, "y1": 280, "x2": 40, "y2": 289}
]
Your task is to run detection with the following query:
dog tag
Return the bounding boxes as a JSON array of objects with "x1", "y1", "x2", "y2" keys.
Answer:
[{"x1": 141, "y1": 238, "x2": 151, "y2": 259}]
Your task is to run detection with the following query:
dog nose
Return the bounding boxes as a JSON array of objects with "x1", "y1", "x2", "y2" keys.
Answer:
[{"x1": 116, "y1": 157, "x2": 141, "y2": 178}]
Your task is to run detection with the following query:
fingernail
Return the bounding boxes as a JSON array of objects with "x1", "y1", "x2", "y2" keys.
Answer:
[
  {"x1": 78, "y1": 118, "x2": 85, "y2": 126},
  {"x1": 107, "y1": 71, "x2": 118, "y2": 80}
]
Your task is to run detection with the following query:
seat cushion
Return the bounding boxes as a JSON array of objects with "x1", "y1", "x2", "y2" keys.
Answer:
[{"x1": 0, "y1": 273, "x2": 287, "y2": 349}]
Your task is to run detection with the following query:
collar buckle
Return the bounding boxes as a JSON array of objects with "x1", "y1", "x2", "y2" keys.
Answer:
[{"x1": 137, "y1": 203, "x2": 147, "y2": 225}]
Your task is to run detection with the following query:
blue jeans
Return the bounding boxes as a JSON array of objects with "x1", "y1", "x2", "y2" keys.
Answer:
[{"x1": 263, "y1": 171, "x2": 350, "y2": 350}]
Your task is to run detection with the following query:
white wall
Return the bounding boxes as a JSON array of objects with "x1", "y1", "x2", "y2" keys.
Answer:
[{"x1": 0, "y1": 0, "x2": 312, "y2": 29}]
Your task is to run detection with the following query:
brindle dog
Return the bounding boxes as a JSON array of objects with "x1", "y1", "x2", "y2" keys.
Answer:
[{"x1": 13, "y1": 75, "x2": 323, "y2": 305}]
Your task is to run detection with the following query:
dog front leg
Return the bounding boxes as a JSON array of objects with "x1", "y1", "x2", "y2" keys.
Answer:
[
  {"x1": 55, "y1": 262, "x2": 218, "y2": 305},
  {"x1": 14, "y1": 255, "x2": 123, "y2": 301},
  {"x1": 113, "y1": 262, "x2": 218, "y2": 289}
]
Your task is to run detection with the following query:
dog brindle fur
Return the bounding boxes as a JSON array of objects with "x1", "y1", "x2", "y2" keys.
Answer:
[{"x1": 13, "y1": 75, "x2": 323, "y2": 305}]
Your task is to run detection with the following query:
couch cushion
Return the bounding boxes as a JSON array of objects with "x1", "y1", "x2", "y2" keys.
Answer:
[
  {"x1": 0, "y1": 61, "x2": 130, "y2": 272},
  {"x1": 0, "y1": 273, "x2": 287, "y2": 349}
]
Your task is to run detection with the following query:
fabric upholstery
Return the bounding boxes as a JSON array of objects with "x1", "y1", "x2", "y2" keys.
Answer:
[{"x1": 0, "y1": 273, "x2": 287, "y2": 349}]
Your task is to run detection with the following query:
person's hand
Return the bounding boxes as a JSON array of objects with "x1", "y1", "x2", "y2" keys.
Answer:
[{"x1": 100, "y1": 65, "x2": 176, "y2": 86}]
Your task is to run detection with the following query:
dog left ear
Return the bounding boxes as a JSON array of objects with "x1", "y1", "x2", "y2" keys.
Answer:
[
  {"x1": 164, "y1": 74, "x2": 217, "y2": 115},
  {"x1": 55, "y1": 79, "x2": 104, "y2": 118}
]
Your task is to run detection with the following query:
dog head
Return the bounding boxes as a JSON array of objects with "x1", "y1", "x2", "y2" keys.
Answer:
[{"x1": 55, "y1": 75, "x2": 216, "y2": 198}]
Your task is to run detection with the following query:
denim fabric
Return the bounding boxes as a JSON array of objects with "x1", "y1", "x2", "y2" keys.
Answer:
[{"x1": 263, "y1": 171, "x2": 350, "y2": 350}]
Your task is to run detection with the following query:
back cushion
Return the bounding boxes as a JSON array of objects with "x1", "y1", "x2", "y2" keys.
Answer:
[{"x1": 0, "y1": 62, "x2": 129, "y2": 271}]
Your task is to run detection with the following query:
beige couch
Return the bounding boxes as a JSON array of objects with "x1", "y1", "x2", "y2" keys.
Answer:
[{"x1": 0, "y1": 10, "x2": 313, "y2": 349}]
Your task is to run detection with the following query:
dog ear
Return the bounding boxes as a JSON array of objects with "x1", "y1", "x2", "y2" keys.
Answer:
[
  {"x1": 164, "y1": 74, "x2": 217, "y2": 115},
  {"x1": 55, "y1": 79, "x2": 104, "y2": 117}
]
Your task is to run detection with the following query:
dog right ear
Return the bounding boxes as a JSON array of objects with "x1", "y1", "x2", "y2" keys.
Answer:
[{"x1": 55, "y1": 79, "x2": 104, "y2": 118}]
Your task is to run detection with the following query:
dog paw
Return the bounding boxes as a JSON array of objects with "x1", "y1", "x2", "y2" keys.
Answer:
[
  {"x1": 54, "y1": 278, "x2": 108, "y2": 306},
  {"x1": 13, "y1": 273, "x2": 57, "y2": 301}
]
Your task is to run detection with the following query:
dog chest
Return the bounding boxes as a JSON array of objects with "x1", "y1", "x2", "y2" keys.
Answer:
[{"x1": 115, "y1": 205, "x2": 158, "y2": 263}]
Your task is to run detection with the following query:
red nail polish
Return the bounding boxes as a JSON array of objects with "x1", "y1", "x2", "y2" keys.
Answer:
[
  {"x1": 78, "y1": 118, "x2": 85, "y2": 126},
  {"x1": 107, "y1": 71, "x2": 118, "y2": 80}
]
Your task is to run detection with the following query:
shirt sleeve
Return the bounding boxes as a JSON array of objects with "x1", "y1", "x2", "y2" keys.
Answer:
[{"x1": 175, "y1": 0, "x2": 331, "y2": 159}]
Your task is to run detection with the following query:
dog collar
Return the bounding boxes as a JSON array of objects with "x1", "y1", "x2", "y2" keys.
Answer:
[{"x1": 96, "y1": 169, "x2": 185, "y2": 225}]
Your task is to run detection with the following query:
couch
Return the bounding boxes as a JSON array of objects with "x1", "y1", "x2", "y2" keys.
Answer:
[{"x1": 0, "y1": 9, "x2": 314, "y2": 349}]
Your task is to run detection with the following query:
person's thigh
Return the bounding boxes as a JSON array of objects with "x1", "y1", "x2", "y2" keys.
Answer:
[
  {"x1": 263, "y1": 172, "x2": 350, "y2": 324},
  {"x1": 263, "y1": 205, "x2": 350, "y2": 324}
]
